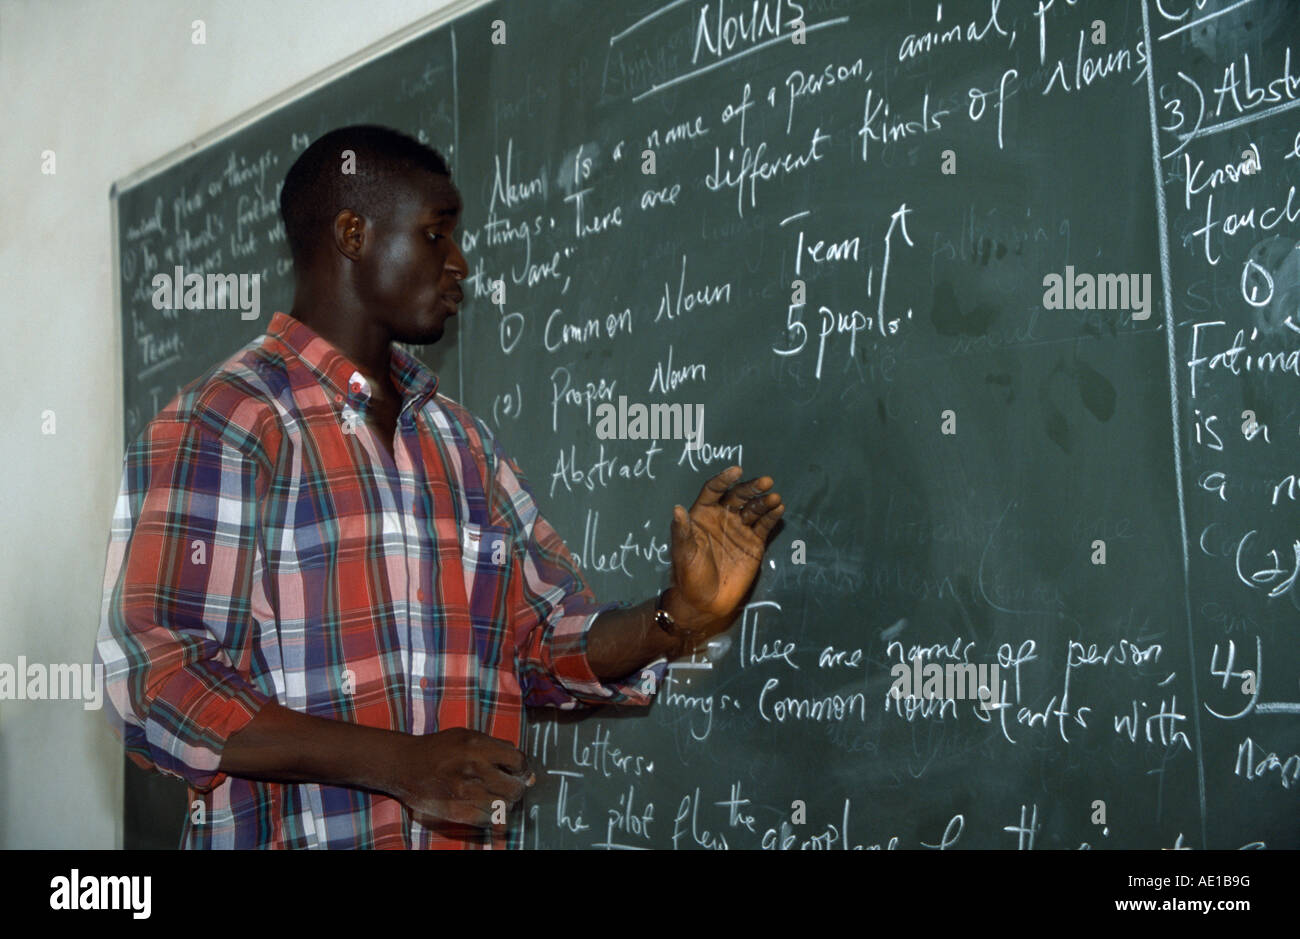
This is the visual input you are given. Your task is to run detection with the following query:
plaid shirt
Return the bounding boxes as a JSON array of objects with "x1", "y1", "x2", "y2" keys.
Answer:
[{"x1": 96, "y1": 311, "x2": 662, "y2": 849}]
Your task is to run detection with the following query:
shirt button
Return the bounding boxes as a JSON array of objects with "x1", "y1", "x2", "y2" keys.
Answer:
[
  {"x1": 416, "y1": 588, "x2": 426, "y2": 602},
  {"x1": 334, "y1": 393, "x2": 343, "y2": 403},
  {"x1": 420, "y1": 678, "x2": 429, "y2": 689}
]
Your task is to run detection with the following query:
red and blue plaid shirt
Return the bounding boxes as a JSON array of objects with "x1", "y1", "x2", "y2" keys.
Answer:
[{"x1": 96, "y1": 311, "x2": 661, "y2": 848}]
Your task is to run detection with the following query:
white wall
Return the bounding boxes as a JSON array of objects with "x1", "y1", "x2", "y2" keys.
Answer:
[{"x1": 0, "y1": 0, "x2": 464, "y2": 848}]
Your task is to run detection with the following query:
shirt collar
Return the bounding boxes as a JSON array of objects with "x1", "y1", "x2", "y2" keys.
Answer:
[{"x1": 267, "y1": 311, "x2": 440, "y2": 409}]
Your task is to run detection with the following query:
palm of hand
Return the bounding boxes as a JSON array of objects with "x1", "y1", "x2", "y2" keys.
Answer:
[{"x1": 669, "y1": 467, "x2": 784, "y2": 628}]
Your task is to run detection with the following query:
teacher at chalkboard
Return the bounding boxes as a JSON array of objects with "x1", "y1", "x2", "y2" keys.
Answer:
[{"x1": 95, "y1": 125, "x2": 784, "y2": 849}]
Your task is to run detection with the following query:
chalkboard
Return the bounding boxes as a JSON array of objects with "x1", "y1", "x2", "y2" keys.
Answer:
[{"x1": 112, "y1": 0, "x2": 1299, "y2": 849}]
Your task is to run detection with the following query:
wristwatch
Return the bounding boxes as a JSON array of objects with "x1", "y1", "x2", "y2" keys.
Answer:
[{"x1": 653, "y1": 589, "x2": 697, "y2": 653}]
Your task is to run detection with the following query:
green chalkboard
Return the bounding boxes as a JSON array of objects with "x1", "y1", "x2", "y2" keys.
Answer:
[{"x1": 113, "y1": 0, "x2": 1299, "y2": 849}]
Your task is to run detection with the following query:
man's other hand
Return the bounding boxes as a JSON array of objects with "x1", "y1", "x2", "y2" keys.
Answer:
[{"x1": 394, "y1": 727, "x2": 534, "y2": 829}]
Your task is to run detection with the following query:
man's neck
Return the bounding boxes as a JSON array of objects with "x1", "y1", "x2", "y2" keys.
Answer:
[{"x1": 290, "y1": 298, "x2": 401, "y2": 404}]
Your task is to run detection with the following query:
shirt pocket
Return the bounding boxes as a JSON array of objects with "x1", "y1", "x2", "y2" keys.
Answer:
[{"x1": 459, "y1": 522, "x2": 514, "y2": 667}]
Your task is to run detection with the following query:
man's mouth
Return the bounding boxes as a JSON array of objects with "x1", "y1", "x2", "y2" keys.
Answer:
[{"x1": 442, "y1": 291, "x2": 463, "y2": 312}]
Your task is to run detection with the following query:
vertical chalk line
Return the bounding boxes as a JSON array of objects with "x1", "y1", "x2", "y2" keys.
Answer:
[{"x1": 1140, "y1": 0, "x2": 1208, "y2": 849}]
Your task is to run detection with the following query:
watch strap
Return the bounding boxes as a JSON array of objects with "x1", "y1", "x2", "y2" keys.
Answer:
[{"x1": 653, "y1": 590, "x2": 695, "y2": 654}]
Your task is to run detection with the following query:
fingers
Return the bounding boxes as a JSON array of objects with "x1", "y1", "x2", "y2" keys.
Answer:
[
  {"x1": 428, "y1": 794, "x2": 495, "y2": 829},
  {"x1": 435, "y1": 769, "x2": 530, "y2": 830},
  {"x1": 407, "y1": 730, "x2": 536, "y2": 831},
  {"x1": 463, "y1": 731, "x2": 530, "y2": 782},
  {"x1": 688, "y1": 466, "x2": 785, "y2": 537},
  {"x1": 691, "y1": 465, "x2": 744, "y2": 508},
  {"x1": 737, "y1": 490, "x2": 781, "y2": 524},
  {"x1": 479, "y1": 737, "x2": 529, "y2": 778},
  {"x1": 724, "y1": 474, "x2": 782, "y2": 538},
  {"x1": 443, "y1": 800, "x2": 494, "y2": 828},
  {"x1": 753, "y1": 501, "x2": 786, "y2": 538},
  {"x1": 481, "y1": 766, "x2": 532, "y2": 802},
  {"x1": 722, "y1": 476, "x2": 774, "y2": 512},
  {"x1": 472, "y1": 738, "x2": 532, "y2": 801},
  {"x1": 691, "y1": 466, "x2": 776, "y2": 513}
]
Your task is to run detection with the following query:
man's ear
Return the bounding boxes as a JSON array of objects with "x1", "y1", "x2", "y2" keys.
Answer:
[{"x1": 332, "y1": 209, "x2": 366, "y2": 261}]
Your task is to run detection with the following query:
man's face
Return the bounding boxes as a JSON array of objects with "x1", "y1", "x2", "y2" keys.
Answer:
[{"x1": 354, "y1": 171, "x2": 467, "y2": 345}]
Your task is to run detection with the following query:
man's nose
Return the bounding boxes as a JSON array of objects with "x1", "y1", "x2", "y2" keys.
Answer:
[{"x1": 446, "y1": 240, "x2": 468, "y2": 281}]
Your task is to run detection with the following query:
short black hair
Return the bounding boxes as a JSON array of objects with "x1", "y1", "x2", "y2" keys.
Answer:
[{"x1": 279, "y1": 124, "x2": 453, "y2": 268}]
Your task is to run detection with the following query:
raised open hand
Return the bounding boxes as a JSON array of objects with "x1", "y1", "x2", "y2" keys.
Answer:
[{"x1": 664, "y1": 466, "x2": 784, "y2": 634}]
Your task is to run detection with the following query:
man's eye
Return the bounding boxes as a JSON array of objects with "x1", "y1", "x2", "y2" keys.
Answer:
[{"x1": 426, "y1": 231, "x2": 442, "y2": 242}]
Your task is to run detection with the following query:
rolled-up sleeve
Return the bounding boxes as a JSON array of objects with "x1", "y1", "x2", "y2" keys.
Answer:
[
  {"x1": 95, "y1": 418, "x2": 275, "y2": 791},
  {"x1": 484, "y1": 429, "x2": 664, "y2": 709}
]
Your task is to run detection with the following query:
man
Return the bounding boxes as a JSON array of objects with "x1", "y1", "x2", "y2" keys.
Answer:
[{"x1": 96, "y1": 125, "x2": 784, "y2": 848}]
